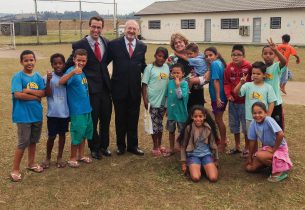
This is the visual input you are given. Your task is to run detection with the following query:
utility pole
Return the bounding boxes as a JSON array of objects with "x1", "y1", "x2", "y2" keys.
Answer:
[
  {"x1": 79, "y1": 0, "x2": 82, "y2": 38},
  {"x1": 113, "y1": 0, "x2": 116, "y2": 37},
  {"x1": 34, "y1": 0, "x2": 40, "y2": 44}
]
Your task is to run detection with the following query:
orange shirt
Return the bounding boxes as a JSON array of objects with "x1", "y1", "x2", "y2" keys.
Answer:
[{"x1": 277, "y1": 44, "x2": 297, "y2": 65}]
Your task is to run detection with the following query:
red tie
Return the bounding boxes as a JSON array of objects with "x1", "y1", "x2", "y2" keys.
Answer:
[
  {"x1": 94, "y1": 41, "x2": 102, "y2": 62},
  {"x1": 128, "y1": 42, "x2": 133, "y2": 58}
]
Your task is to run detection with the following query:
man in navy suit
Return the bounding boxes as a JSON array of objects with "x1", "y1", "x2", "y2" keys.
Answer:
[
  {"x1": 65, "y1": 16, "x2": 112, "y2": 159},
  {"x1": 108, "y1": 20, "x2": 147, "y2": 155}
]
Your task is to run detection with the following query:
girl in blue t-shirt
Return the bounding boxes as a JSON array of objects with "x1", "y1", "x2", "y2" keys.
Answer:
[
  {"x1": 204, "y1": 47, "x2": 228, "y2": 152},
  {"x1": 142, "y1": 47, "x2": 170, "y2": 157},
  {"x1": 179, "y1": 105, "x2": 219, "y2": 182},
  {"x1": 246, "y1": 102, "x2": 293, "y2": 182}
]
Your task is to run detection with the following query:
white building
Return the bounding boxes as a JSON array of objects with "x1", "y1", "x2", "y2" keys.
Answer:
[{"x1": 135, "y1": 0, "x2": 305, "y2": 45}]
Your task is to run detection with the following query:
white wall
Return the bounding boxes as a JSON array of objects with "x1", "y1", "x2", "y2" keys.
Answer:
[{"x1": 139, "y1": 9, "x2": 305, "y2": 45}]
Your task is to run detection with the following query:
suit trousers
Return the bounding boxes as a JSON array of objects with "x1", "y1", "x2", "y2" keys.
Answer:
[
  {"x1": 88, "y1": 90, "x2": 112, "y2": 152},
  {"x1": 113, "y1": 96, "x2": 141, "y2": 150}
]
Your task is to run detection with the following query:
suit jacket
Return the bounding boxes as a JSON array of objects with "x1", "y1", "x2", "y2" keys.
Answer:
[
  {"x1": 108, "y1": 36, "x2": 147, "y2": 101},
  {"x1": 65, "y1": 35, "x2": 111, "y2": 94}
]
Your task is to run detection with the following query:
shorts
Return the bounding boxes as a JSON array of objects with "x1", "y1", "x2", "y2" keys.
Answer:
[
  {"x1": 211, "y1": 100, "x2": 227, "y2": 113},
  {"x1": 186, "y1": 154, "x2": 214, "y2": 166},
  {"x1": 280, "y1": 67, "x2": 289, "y2": 85},
  {"x1": 70, "y1": 113, "x2": 93, "y2": 145},
  {"x1": 47, "y1": 117, "x2": 70, "y2": 137},
  {"x1": 166, "y1": 120, "x2": 185, "y2": 133},
  {"x1": 272, "y1": 104, "x2": 284, "y2": 130},
  {"x1": 17, "y1": 122, "x2": 42, "y2": 149},
  {"x1": 228, "y1": 102, "x2": 247, "y2": 134},
  {"x1": 150, "y1": 106, "x2": 166, "y2": 134}
]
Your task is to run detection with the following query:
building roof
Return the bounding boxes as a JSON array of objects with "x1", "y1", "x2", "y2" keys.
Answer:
[{"x1": 135, "y1": 0, "x2": 305, "y2": 16}]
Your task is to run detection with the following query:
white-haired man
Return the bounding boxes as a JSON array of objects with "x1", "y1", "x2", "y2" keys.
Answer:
[{"x1": 108, "y1": 20, "x2": 147, "y2": 155}]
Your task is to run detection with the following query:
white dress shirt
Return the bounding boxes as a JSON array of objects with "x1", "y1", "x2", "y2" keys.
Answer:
[{"x1": 124, "y1": 36, "x2": 136, "y2": 54}]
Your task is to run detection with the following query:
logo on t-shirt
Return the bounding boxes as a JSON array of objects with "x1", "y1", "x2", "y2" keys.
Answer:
[
  {"x1": 265, "y1": 73, "x2": 273, "y2": 80},
  {"x1": 26, "y1": 82, "x2": 39, "y2": 89},
  {"x1": 158, "y1": 73, "x2": 169, "y2": 80},
  {"x1": 82, "y1": 77, "x2": 88, "y2": 85},
  {"x1": 250, "y1": 92, "x2": 263, "y2": 101}
]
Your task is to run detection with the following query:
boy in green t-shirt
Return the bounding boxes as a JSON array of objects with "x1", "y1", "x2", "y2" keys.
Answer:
[{"x1": 262, "y1": 38, "x2": 287, "y2": 129}]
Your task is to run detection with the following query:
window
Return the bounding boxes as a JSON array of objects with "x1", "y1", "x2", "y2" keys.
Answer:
[
  {"x1": 270, "y1": 17, "x2": 281, "y2": 29},
  {"x1": 148, "y1": 20, "x2": 161, "y2": 29},
  {"x1": 221, "y1": 18, "x2": 239, "y2": 29},
  {"x1": 181, "y1": 19, "x2": 196, "y2": 29}
]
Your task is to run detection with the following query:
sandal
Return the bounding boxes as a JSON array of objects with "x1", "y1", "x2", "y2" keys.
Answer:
[
  {"x1": 159, "y1": 146, "x2": 166, "y2": 153},
  {"x1": 162, "y1": 149, "x2": 175, "y2": 157},
  {"x1": 267, "y1": 172, "x2": 288, "y2": 182},
  {"x1": 151, "y1": 149, "x2": 162, "y2": 157},
  {"x1": 240, "y1": 150, "x2": 249, "y2": 158},
  {"x1": 41, "y1": 160, "x2": 51, "y2": 169},
  {"x1": 226, "y1": 148, "x2": 242, "y2": 155},
  {"x1": 78, "y1": 157, "x2": 92, "y2": 164},
  {"x1": 10, "y1": 172, "x2": 22, "y2": 182},
  {"x1": 56, "y1": 160, "x2": 67, "y2": 168},
  {"x1": 67, "y1": 160, "x2": 80, "y2": 168},
  {"x1": 27, "y1": 164, "x2": 43, "y2": 173}
]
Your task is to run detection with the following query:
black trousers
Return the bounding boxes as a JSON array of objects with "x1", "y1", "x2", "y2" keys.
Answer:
[
  {"x1": 88, "y1": 91, "x2": 112, "y2": 152},
  {"x1": 272, "y1": 104, "x2": 284, "y2": 130},
  {"x1": 188, "y1": 87, "x2": 205, "y2": 111},
  {"x1": 113, "y1": 96, "x2": 141, "y2": 150}
]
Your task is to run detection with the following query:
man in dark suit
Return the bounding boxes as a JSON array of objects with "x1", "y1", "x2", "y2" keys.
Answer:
[
  {"x1": 108, "y1": 20, "x2": 147, "y2": 155},
  {"x1": 65, "y1": 16, "x2": 112, "y2": 159}
]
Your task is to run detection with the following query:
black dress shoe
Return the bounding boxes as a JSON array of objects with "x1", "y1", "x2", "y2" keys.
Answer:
[
  {"x1": 127, "y1": 147, "x2": 144, "y2": 156},
  {"x1": 100, "y1": 148, "x2": 112, "y2": 157},
  {"x1": 91, "y1": 151, "x2": 102, "y2": 160},
  {"x1": 116, "y1": 148, "x2": 125, "y2": 155}
]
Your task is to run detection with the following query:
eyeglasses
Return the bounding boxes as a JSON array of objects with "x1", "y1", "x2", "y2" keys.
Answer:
[
  {"x1": 90, "y1": 25, "x2": 102, "y2": 30},
  {"x1": 231, "y1": 53, "x2": 243, "y2": 57}
]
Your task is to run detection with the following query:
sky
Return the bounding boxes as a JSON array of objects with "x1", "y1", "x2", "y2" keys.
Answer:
[{"x1": 0, "y1": 0, "x2": 168, "y2": 15}]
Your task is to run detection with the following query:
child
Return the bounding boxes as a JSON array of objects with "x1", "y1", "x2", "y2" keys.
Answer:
[
  {"x1": 59, "y1": 49, "x2": 93, "y2": 168},
  {"x1": 180, "y1": 105, "x2": 219, "y2": 182},
  {"x1": 10, "y1": 50, "x2": 45, "y2": 181},
  {"x1": 175, "y1": 43, "x2": 208, "y2": 89},
  {"x1": 224, "y1": 44, "x2": 252, "y2": 157},
  {"x1": 204, "y1": 47, "x2": 227, "y2": 152},
  {"x1": 166, "y1": 63, "x2": 189, "y2": 156},
  {"x1": 246, "y1": 102, "x2": 293, "y2": 182},
  {"x1": 277, "y1": 34, "x2": 301, "y2": 94},
  {"x1": 234, "y1": 61, "x2": 277, "y2": 131},
  {"x1": 262, "y1": 38, "x2": 287, "y2": 129},
  {"x1": 41, "y1": 53, "x2": 69, "y2": 169},
  {"x1": 142, "y1": 47, "x2": 170, "y2": 156}
]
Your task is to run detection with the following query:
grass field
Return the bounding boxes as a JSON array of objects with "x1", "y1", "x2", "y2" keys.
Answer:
[{"x1": 0, "y1": 44, "x2": 305, "y2": 209}]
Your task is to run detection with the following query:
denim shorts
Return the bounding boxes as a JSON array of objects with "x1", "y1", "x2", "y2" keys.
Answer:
[
  {"x1": 228, "y1": 102, "x2": 247, "y2": 134},
  {"x1": 166, "y1": 120, "x2": 185, "y2": 133},
  {"x1": 186, "y1": 154, "x2": 214, "y2": 166}
]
